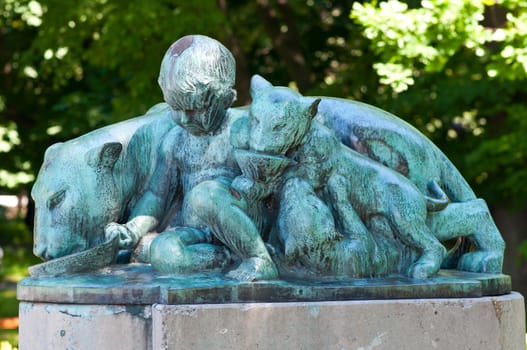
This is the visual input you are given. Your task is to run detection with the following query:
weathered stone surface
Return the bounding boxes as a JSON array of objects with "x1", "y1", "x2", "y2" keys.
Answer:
[
  {"x1": 18, "y1": 293, "x2": 525, "y2": 350},
  {"x1": 17, "y1": 264, "x2": 511, "y2": 305},
  {"x1": 152, "y1": 292, "x2": 525, "y2": 350},
  {"x1": 18, "y1": 302, "x2": 152, "y2": 350}
]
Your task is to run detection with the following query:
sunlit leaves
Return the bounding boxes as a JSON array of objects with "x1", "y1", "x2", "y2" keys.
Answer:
[
  {"x1": 487, "y1": 8, "x2": 527, "y2": 80},
  {"x1": 351, "y1": 0, "x2": 527, "y2": 91},
  {"x1": 22, "y1": 1, "x2": 43, "y2": 26},
  {"x1": 1, "y1": 0, "x2": 43, "y2": 27},
  {"x1": 0, "y1": 124, "x2": 20, "y2": 153},
  {"x1": 0, "y1": 0, "x2": 525, "y2": 209},
  {"x1": 350, "y1": 0, "x2": 527, "y2": 207},
  {"x1": 351, "y1": 0, "x2": 490, "y2": 92},
  {"x1": 0, "y1": 169, "x2": 34, "y2": 188},
  {"x1": 0, "y1": 124, "x2": 33, "y2": 189},
  {"x1": 373, "y1": 62, "x2": 414, "y2": 93}
]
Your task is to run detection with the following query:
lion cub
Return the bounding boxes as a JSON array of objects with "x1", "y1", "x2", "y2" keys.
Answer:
[{"x1": 245, "y1": 78, "x2": 448, "y2": 278}]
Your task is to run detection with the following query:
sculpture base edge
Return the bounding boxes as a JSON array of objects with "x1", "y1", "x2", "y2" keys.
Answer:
[
  {"x1": 17, "y1": 264, "x2": 511, "y2": 305},
  {"x1": 18, "y1": 293, "x2": 525, "y2": 350}
]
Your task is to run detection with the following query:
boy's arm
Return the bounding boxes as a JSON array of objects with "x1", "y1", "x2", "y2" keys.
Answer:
[{"x1": 105, "y1": 133, "x2": 179, "y2": 249}]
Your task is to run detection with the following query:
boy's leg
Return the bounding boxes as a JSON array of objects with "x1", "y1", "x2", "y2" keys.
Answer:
[
  {"x1": 326, "y1": 174, "x2": 385, "y2": 276},
  {"x1": 183, "y1": 179, "x2": 278, "y2": 281},
  {"x1": 150, "y1": 227, "x2": 231, "y2": 273}
]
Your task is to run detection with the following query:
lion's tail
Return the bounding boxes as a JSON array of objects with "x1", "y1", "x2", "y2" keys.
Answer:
[{"x1": 425, "y1": 179, "x2": 450, "y2": 211}]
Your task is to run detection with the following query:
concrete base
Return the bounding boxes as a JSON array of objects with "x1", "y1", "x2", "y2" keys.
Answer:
[
  {"x1": 18, "y1": 303, "x2": 152, "y2": 350},
  {"x1": 19, "y1": 292, "x2": 525, "y2": 350}
]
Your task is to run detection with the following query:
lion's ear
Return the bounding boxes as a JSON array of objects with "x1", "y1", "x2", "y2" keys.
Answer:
[
  {"x1": 250, "y1": 75, "x2": 273, "y2": 99},
  {"x1": 43, "y1": 142, "x2": 64, "y2": 161},
  {"x1": 86, "y1": 142, "x2": 122, "y2": 170},
  {"x1": 306, "y1": 98, "x2": 321, "y2": 121}
]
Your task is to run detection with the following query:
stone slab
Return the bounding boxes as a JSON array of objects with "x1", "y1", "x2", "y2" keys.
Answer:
[
  {"x1": 18, "y1": 302, "x2": 152, "y2": 350},
  {"x1": 17, "y1": 264, "x2": 511, "y2": 305},
  {"x1": 18, "y1": 293, "x2": 525, "y2": 350},
  {"x1": 152, "y1": 292, "x2": 526, "y2": 350}
]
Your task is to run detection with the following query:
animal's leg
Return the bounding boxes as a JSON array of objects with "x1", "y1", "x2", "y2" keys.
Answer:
[
  {"x1": 326, "y1": 174, "x2": 372, "y2": 241},
  {"x1": 183, "y1": 179, "x2": 278, "y2": 281},
  {"x1": 408, "y1": 237, "x2": 447, "y2": 278},
  {"x1": 326, "y1": 174, "x2": 379, "y2": 274},
  {"x1": 390, "y1": 211, "x2": 447, "y2": 278},
  {"x1": 278, "y1": 177, "x2": 344, "y2": 274},
  {"x1": 363, "y1": 215, "x2": 405, "y2": 276},
  {"x1": 150, "y1": 228, "x2": 231, "y2": 273},
  {"x1": 427, "y1": 199, "x2": 505, "y2": 273}
]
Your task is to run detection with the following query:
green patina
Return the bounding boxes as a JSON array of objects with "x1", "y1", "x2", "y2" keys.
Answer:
[
  {"x1": 17, "y1": 264, "x2": 511, "y2": 304},
  {"x1": 25, "y1": 35, "x2": 507, "y2": 301}
]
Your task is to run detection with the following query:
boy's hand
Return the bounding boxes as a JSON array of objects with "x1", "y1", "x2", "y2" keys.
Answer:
[{"x1": 105, "y1": 222, "x2": 137, "y2": 249}]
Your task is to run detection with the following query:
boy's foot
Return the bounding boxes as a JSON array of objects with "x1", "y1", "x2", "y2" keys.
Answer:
[{"x1": 225, "y1": 257, "x2": 278, "y2": 282}]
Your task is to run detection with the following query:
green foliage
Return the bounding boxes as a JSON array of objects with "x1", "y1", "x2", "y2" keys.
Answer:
[
  {"x1": 519, "y1": 240, "x2": 527, "y2": 262},
  {"x1": 0, "y1": 290, "x2": 18, "y2": 318},
  {"x1": 351, "y1": 0, "x2": 527, "y2": 207},
  {"x1": 0, "y1": 337, "x2": 18, "y2": 350},
  {"x1": 0, "y1": 0, "x2": 526, "y2": 209},
  {"x1": 0, "y1": 0, "x2": 524, "y2": 335},
  {"x1": 0, "y1": 301, "x2": 19, "y2": 348},
  {"x1": 351, "y1": 0, "x2": 489, "y2": 91},
  {"x1": 0, "y1": 218, "x2": 32, "y2": 246},
  {"x1": 0, "y1": 219, "x2": 33, "y2": 348},
  {"x1": 0, "y1": 245, "x2": 39, "y2": 281},
  {"x1": 0, "y1": 0, "x2": 370, "y2": 191}
]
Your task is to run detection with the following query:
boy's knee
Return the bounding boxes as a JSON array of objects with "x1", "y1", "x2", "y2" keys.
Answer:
[
  {"x1": 186, "y1": 180, "x2": 229, "y2": 215},
  {"x1": 150, "y1": 231, "x2": 187, "y2": 273}
]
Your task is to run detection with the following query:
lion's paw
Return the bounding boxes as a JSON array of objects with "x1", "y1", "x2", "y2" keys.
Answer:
[{"x1": 457, "y1": 251, "x2": 503, "y2": 274}]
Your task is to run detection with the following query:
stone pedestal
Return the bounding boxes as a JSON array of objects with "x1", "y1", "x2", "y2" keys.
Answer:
[
  {"x1": 19, "y1": 303, "x2": 152, "y2": 350},
  {"x1": 17, "y1": 265, "x2": 526, "y2": 350},
  {"x1": 152, "y1": 293, "x2": 526, "y2": 350},
  {"x1": 19, "y1": 293, "x2": 525, "y2": 350}
]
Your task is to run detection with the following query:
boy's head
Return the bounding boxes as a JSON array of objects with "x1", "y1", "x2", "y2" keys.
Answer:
[{"x1": 158, "y1": 35, "x2": 236, "y2": 135}]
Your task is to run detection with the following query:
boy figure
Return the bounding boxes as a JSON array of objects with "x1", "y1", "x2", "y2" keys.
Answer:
[{"x1": 105, "y1": 35, "x2": 278, "y2": 281}]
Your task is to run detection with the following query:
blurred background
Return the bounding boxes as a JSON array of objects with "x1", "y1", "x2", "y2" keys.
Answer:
[{"x1": 1, "y1": 0, "x2": 526, "y2": 347}]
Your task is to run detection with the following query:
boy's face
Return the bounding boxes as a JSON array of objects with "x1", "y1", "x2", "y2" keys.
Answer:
[{"x1": 167, "y1": 89, "x2": 229, "y2": 135}]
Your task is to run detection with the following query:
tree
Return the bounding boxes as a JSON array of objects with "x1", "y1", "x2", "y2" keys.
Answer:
[
  {"x1": 350, "y1": 0, "x2": 527, "y2": 287},
  {"x1": 0, "y1": 0, "x2": 372, "y2": 191},
  {"x1": 350, "y1": 0, "x2": 527, "y2": 208},
  {"x1": 0, "y1": 1, "x2": 525, "y2": 267}
]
